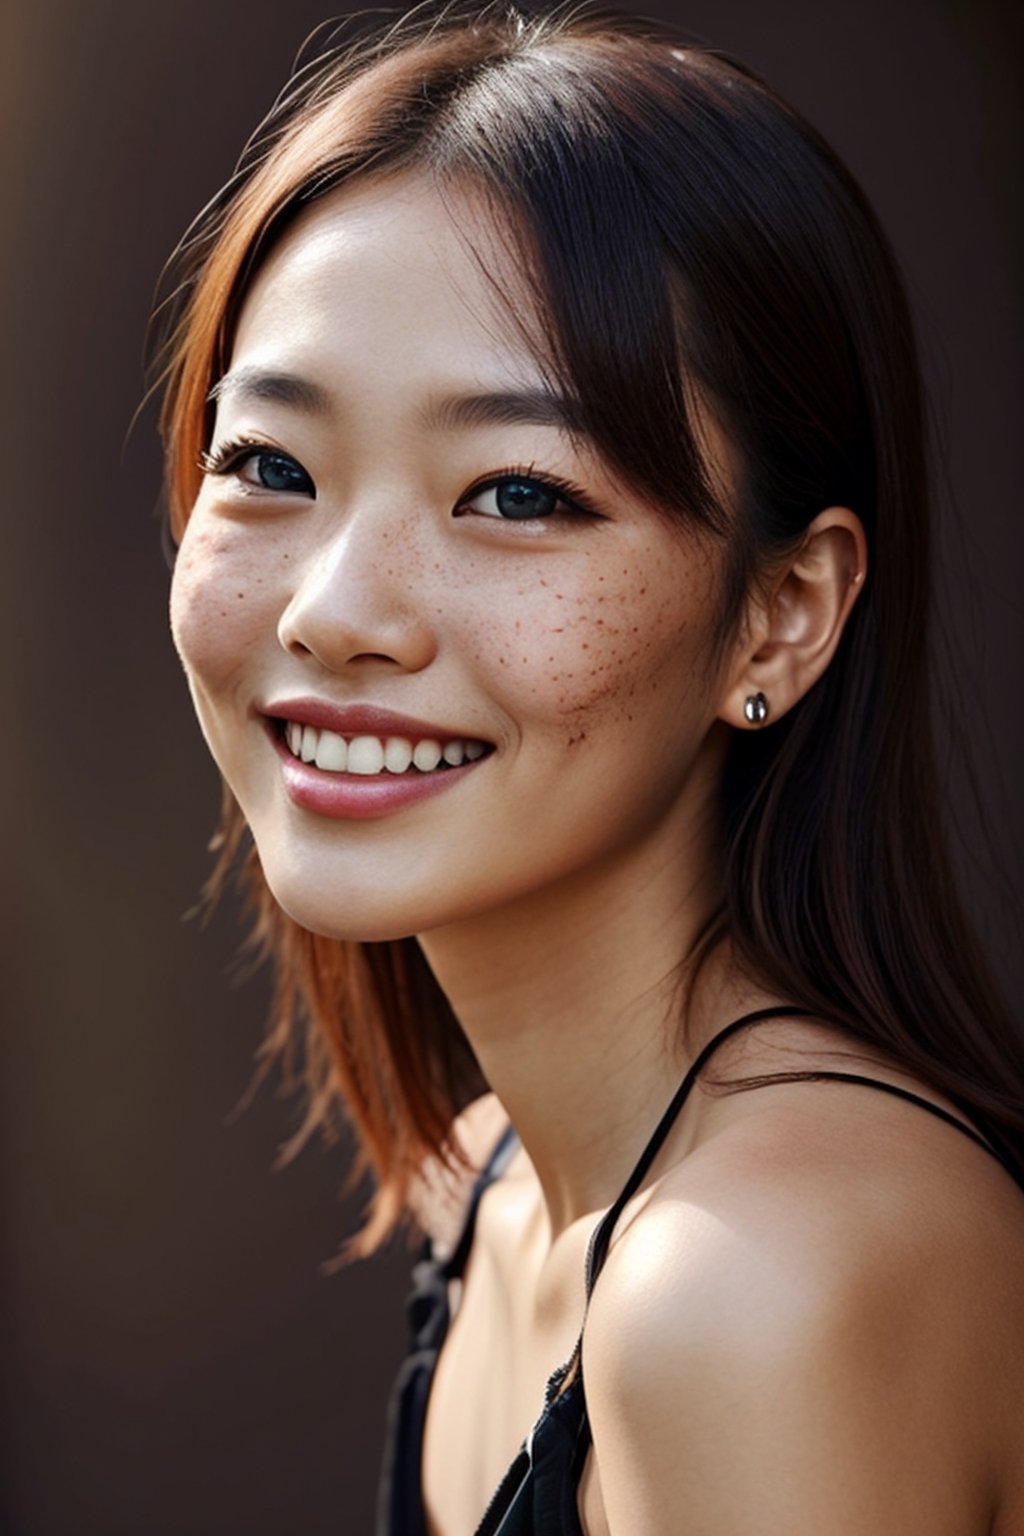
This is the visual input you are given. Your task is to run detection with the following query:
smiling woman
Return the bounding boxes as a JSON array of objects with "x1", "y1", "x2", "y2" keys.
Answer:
[
  {"x1": 151, "y1": 5, "x2": 1024, "y2": 1534},
  {"x1": 172, "y1": 173, "x2": 755, "y2": 949}
]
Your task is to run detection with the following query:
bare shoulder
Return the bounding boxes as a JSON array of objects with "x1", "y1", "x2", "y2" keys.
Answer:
[
  {"x1": 408, "y1": 1092, "x2": 510, "y2": 1256},
  {"x1": 582, "y1": 1070, "x2": 1024, "y2": 1535}
]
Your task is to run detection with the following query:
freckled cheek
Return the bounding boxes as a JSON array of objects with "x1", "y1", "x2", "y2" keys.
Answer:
[
  {"x1": 457, "y1": 576, "x2": 701, "y2": 724},
  {"x1": 169, "y1": 524, "x2": 280, "y2": 695}
]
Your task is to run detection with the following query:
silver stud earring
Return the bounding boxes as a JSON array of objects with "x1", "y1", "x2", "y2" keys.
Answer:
[{"x1": 743, "y1": 692, "x2": 769, "y2": 726}]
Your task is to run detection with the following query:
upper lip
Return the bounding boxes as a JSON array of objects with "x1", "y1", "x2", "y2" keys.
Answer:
[{"x1": 261, "y1": 697, "x2": 490, "y2": 745}]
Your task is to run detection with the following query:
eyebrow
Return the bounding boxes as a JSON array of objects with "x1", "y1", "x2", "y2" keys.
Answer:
[
  {"x1": 209, "y1": 366, "x2": 587, "y2": 437},
  {"x1": 416, "y1": 388, "x2": 588, "y2": 436},
  {"x1": 208, "y1": 367, "x2": 331, "y2": 414}
]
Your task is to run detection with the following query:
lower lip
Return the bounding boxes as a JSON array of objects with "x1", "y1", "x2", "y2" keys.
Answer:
[{"x1": 267, "y1": 725, "x2": 488, "y2": 820}]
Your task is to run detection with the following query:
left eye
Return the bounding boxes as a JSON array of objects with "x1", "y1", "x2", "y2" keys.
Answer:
[
  {"x1": 460, "y1": 476, "x2": 571, "y2": 521},
  {"x1": 237, "y1": 451, "x2": 314, "y2": 495}
]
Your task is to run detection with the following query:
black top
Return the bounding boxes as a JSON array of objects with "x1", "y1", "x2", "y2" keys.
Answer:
[{"x1": 375, "y1": 1006, "x2": 1024, "y2": 1536}]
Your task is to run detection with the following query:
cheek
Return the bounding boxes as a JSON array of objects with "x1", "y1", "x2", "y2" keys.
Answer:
[
  {"x1": 169, "y1": 518, "x2": 274, "y2": 695},
  {"x1": 466, "y1": 548, "x2": 717, "y2": 737}
]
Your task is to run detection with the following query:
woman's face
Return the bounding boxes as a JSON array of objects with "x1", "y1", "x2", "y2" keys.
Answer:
[{"x1": 170, "y1": 173, "x2": 739, "y2": 942}]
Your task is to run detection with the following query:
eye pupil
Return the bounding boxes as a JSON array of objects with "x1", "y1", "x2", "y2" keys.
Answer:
[{"x1": 496, "y1": 478, "x2": 557, "y2": 519}]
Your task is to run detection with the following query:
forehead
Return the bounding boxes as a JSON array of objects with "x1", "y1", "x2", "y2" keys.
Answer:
[
  {"x1": 230, "y1": 172, "x2": 545, "y2": 389},
  {"x1": 221, "y1": 167, "x2": 737, "y2": 526}
]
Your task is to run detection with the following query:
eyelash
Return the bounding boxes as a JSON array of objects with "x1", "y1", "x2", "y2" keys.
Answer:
[
  {"x1": 199, "y1": 439, "x2": 601, "y2": 522},
  {"x1": 199, "y1": 435, "x2": 307, "y2": 485}
]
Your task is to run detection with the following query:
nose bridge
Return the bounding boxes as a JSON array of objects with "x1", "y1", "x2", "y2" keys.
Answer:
[
  {"x1": 316, "y1": 494, "x2": 416, "y2": 602},
  {"x1": 278, "y1": 491, "x2": 435, "y2": 670}
]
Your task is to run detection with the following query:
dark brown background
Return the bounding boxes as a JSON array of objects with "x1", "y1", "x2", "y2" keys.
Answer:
[{"x1": 1, "y1": 1, "x2": 1021, "y2": 1531}]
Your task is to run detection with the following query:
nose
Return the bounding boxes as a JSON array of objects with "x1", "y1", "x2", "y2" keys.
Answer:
[{"x1": 276, "y1": 502, "x2": 438, "y2": 676}]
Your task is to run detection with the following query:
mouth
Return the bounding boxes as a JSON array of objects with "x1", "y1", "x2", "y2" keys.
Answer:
[{"x1": 271, "y1": 718, "x2": 492, "y2": 777}]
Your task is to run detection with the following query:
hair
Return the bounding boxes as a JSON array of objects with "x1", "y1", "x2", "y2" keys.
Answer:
[{"x1": 151, "y1": 0, "x2": 1024, "y2": 1254}]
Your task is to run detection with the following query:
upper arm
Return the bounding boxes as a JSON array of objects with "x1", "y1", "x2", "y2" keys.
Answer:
[{"x1": 581, "y1": 1130, "x2": 1002, "y2": 1536}]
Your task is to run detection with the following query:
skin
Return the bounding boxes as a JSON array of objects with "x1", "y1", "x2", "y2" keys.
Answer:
[
  {"x1": 428, "y1": 1052, "x2": 1024, "y2": 1536},
  {"x1": 170, "y1": 171, "x2": 1024, "y2": 1532}
]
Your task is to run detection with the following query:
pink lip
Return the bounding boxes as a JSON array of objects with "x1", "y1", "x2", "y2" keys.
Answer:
[
  {"x1": 261, "y1": 708, "x2": 491, "y2": 822},
  {"x1": 262, "y1": 697, "x2": 488, "y2": 747}
]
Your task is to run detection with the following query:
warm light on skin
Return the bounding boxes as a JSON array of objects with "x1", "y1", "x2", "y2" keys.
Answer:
[{"x1": 170, "y1": 172, "x2": 744, "y2": 950}]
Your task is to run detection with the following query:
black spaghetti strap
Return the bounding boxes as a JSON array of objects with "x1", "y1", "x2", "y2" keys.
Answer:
[
  {"x1": 544, "y1": 1000, "x2": 1020, "y2": 1413},
  {"x1": 537, "y1": 1006, "x2": 815, "y2": 1420},
  {"x1": 583, "y1": 1005, "x2": 814, "y2": 1295},
  {"x1": 779, "y1": 1072, "x2": 1014, "y2": 1168},
  {"x1": 443, "y1": 1121, "x2": 520, "y2": 1279}
]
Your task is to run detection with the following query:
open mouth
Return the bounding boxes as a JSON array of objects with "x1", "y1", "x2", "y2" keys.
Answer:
[{"x1": 274, "y1": 719, "x2": 492, "y2": 776}]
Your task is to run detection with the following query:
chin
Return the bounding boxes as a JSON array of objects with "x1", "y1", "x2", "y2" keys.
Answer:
[
  {"x1": 260, "y1": 856, "x2": 457, "y2": 944},
  {"x1": 267, "y1": 884, "x2": 421, "y2": 945}
]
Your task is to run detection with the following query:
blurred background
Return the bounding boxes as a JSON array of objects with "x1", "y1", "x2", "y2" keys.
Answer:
[{"x1": 1, "y1": 0, "x2": 1021, "y2": 1531}]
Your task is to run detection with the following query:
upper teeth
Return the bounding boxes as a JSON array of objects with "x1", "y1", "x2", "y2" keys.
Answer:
[{"x1": 284, "y1": 723, "x2": 487, "y2": 775}]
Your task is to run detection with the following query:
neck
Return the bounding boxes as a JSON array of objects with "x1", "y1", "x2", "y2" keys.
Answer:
[{"x1": 418, "y1": 821, "x2": 765, "y2": 1240}]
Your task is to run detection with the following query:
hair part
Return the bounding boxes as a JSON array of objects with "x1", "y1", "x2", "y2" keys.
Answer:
[{"x1": 152, "y1": 0, "x2": 1024, "y2": 1255}]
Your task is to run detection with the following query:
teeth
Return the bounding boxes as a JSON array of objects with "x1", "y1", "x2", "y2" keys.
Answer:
[
  {"x1": 384, "y1": 737, "x2": 414, "y2": 773},
  {"x1": 283, "y1": 722, "x2": 488, "y2": 776},
  {"x1": 347, "y1": 736, "x2": 386, "y2": 775},
  {"x1": 314, "y1": 730, "x2": 347, "y2": 772},
  {"x1": 413, "y1": 740, "x2": 443, "y2": 772}
]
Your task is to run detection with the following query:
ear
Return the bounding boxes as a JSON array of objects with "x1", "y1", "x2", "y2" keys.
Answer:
[{"x1": 717, "y1": 507, "x2": 868, "y2": 730}]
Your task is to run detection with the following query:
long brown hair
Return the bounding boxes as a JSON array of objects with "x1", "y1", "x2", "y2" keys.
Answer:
[{"x1": 151, "y1": 1, "x2": 1024, "y2": 1253}]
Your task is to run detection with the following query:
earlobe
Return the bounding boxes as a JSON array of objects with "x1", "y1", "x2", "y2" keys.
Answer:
[{"x1": 719, "y1": 507, "x2": 868, "y2": 730}]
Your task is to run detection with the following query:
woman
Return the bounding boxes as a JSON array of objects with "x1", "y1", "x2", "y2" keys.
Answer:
[{"x1": 153, "y1": 4, "x2": 1024, "y2": 1531}]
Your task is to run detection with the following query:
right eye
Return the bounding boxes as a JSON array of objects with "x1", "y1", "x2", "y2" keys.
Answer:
[{"x1": 201, "y1": 439, "x2": 315, "y2": 497}]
